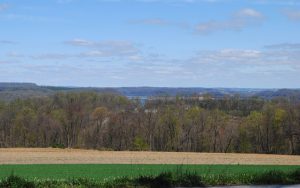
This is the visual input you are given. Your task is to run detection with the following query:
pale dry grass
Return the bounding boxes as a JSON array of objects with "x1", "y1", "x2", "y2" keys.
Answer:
[{"x1": 0, "y1": 148, "x2": 299, "y2": 165}]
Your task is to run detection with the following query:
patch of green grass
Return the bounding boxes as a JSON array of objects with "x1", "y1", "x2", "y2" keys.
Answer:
[
  {"x1": 2, "y1": 169, "x2": 300, "y2": 188},
  {"x1": 0, "y1": 164, "x2": 299, "y2": 181}
]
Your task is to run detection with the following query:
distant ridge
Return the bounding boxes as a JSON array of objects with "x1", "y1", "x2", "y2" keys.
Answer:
[
  {"x1": 0, "y1": 82, "x2": 38, "y2": 88},
  {"x1": 0, "y1": 82, "x2": 300, "y2": 102}
]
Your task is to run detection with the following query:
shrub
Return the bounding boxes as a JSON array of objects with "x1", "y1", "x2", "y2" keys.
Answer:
[
  {"x1": 136, "y1": 171, "x2": 204, "y2": 187},
  {"x1": 175, "y1": 171, "x2": 204, "y2": 187},
  {"x1": 151, "y1": 172, "x2": 174, "y2": 188},
  {"x1": 136, "y1": 172, "x2": 173, "y2": 188},
  {"x1": 252, "y1": 170, "x2": 288, "y2": 185},
  {"x1": 51, "y1": 143, "x2": 65, "y2": 149},
  {"x1": 0, "y1": 174, "x2": 35, "y2": 188},
  {"x1": 289, "y1": 169, "x2": 300, "y2": 183}
]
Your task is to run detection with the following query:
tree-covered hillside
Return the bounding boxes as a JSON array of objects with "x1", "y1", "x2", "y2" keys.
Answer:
[
  {"x1": 0, "y1": 91, "x2": 300, "y2": 154},
  {"x1": 1, "y1": 82, "x2": 300, "y2": 102}
]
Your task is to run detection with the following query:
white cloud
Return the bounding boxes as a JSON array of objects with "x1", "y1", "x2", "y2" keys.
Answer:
[
  {"x1": 129, "y1": 18, "x2": 190, "y2": 30},
  {"x1": 8, "y1": 39, "x2": 141, "y2": 61},
  {"x1": 195, "y1": 20, "x2": 244, "y2": 34},
  {"x1": 282, "y1": 9, "x2": 300, "y2": 22},
  {"x1": 218, "y1": 49, "x2": 262, "y2": 58},
  {"x1": 195, "y1": 8, "x2": 264, "y2": 34},
  {"x1": 254, "y1": 0, "x2": 300, "y2": 6},
  {"x1": 185, "y1": 45, "x2": 300, "y2": 69},
  {"x1": 190, "y1": 49, "x2": 263, "y2": 64},
  {"x1": 236, "y1": 8, "x2": 263, "y2": 18},
  {"x1": 65, "y1": 38, "x2": 94, "y2": 46},
  {"x1": 31, "y1": 53, "x2": 73, "y2": 60},
  {"x1": 237, "y1": 64, "x2": 296, "y2": 74},
  {"x1": 0, "y1": 59, "x2": 18, "y2": 64},
  {"x1": 4, "y1": 45, "x2": 300, "y2": 87},
  {"x1": 65, "y1": 39, "x2": 140, "y2": 57},
  {"x1": 130, "y1": 18, "x2": 169, "y2": 26},
  {"x1": 6, "y1": 52, "x2": 25, "y2": 58},
  {"x1": 0, "y1": 13, "x2": 68, "y2": 23},
  {"x1": 265, "y1": 43, "x2": 300, "y2": 49},
  {"x1": 131, "y1": 8, "x2": 263, "y2": 34},
  {"x1": 0, "y1": 3, "x2": 8, "y2": 11},
  {"x1": 126, "y1": 46, "x2": 300, "y2": 81},
  {"x1": 0, "y1": 40, "x2": 16, "y2": 44}
]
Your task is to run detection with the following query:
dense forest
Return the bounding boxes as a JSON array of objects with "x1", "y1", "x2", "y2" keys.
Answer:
[{"x1": 0, "y1": 92, "x2": 300, "y2": 155}]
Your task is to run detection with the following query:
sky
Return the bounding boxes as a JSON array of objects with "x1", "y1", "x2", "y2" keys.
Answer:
[{"x1": 0, "y1": 0, "x2": 300, "y2": 88}]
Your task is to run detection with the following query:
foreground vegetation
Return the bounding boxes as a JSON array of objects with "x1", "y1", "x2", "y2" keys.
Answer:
[
  {"x1": 1, "y1": 167, "x2": 300, "y2": 187},
  {"x1": 0, "y1": 92, "x2": 300, "y2": 154}
]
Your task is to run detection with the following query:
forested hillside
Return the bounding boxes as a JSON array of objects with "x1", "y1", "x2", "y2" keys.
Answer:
[
  {"x1": 1, "y1": 82, "x2": 300, "y2": 102},
  {"x1": 0, "y1": 91, "x2": 299, "y2": 154}
]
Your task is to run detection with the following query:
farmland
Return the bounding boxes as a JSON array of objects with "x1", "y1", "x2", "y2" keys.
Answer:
[
  {"x1": 1, "y1": 148, "x2": 300, "y2": 165},
  {"x1": 0, "y1": 148, "x2": 300, "y2": 181}
]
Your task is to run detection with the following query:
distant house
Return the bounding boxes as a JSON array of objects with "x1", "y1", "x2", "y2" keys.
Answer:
[{"x1": 144, "y1": 109, "x2": 158, "y2": 114}]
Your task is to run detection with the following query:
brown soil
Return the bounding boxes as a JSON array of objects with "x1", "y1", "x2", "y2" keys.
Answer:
[{"x1": 0, "y1": 148, "x2": 299, "y2": 165}]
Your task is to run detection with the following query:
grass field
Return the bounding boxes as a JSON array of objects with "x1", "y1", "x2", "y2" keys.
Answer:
[
  {"x1": 1, "y1": 148, "x2": 300, "y2": 187},
  {"x1": 0, "y1": 164, "x2": 300, "y2": 180}
]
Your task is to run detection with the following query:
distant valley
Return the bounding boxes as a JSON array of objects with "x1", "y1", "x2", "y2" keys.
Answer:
[{"x1": 0, "y1": 82, "x2": 300, "y2": 102}]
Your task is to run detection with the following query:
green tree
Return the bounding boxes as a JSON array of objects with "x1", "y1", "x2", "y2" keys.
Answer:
[{"x1": 133, "y1": 136, "x2": 149, "y2": 151}]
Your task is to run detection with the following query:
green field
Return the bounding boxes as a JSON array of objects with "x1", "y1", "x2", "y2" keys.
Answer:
[{"x1": 0, "y1": 164, "x2": 299, "y2": 180}]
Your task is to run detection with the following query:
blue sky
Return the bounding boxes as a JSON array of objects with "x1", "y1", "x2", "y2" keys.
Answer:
[{"x1": 0, "y1": 0, "x2": 300, "y2": 88}]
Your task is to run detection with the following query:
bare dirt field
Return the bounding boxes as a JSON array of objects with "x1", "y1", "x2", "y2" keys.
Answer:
[{"x1": 0, "y1": 148, "x2": 300, "y2": 165}]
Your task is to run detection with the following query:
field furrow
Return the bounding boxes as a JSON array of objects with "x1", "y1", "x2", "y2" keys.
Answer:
[{"x1": 0, "y1": 148, "x2": 300, "y2": 165}]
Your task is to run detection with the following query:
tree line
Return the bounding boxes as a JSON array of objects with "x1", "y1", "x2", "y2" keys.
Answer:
[{"x1": 0, "y1": 92, "x2": 299, "y2": 154}]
